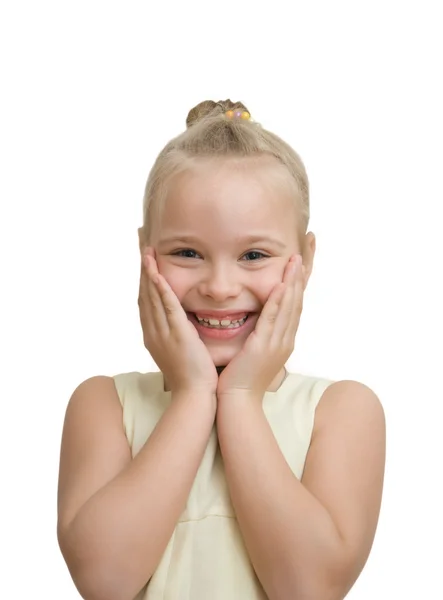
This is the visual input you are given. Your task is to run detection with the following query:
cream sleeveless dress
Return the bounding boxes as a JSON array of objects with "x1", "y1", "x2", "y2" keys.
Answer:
[{"x1": 113, "y1": 370, "x2": 334, "y2": 600}]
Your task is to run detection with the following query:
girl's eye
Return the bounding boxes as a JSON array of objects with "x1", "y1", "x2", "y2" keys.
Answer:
[
  {"x1": 242, "y1": 251, "x2": 268, "y2": 261},
  {"x1": 172, "y1": 249, "x2": 200, "y2": 258},
  {"x1": 171, "y1": 249, "x2": 268, "y2": 261}
]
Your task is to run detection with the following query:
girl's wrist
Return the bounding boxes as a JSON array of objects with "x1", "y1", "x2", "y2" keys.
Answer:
[
  {"x1": 216, "y1": 391, "x2": 264, "y2": 418},
  {"x1": 172, "y1": 389, "x2": 217, "y2": 413}
]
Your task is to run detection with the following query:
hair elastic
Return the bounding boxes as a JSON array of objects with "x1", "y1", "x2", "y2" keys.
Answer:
[{"x1": 225, "y1": 110, "x2": 251, "y2": 120}]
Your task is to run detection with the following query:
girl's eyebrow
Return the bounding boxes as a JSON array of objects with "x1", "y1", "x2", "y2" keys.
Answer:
[
  {"x1": 242, "y1": 235, "x2": 287, "y2": 249},
  {"x1": 158, "y1": 234, "x2": 286, "y2": 249}
]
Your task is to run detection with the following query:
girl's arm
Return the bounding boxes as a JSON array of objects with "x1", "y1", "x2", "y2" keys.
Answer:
[
  {"x1": 216, "y1": 379, "x2": 386, "y2": 600},
  {"x1": 57, "y1": 375, "x2": 216, "y2": 600}
]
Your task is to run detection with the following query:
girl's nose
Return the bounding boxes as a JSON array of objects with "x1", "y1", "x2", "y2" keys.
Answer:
[{"x1": 197, "y1": 267, "x2": 242, "y2": 302}]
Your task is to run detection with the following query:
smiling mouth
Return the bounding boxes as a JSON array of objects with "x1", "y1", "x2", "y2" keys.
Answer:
[
  {"x1": 186, "y1": 312, "x2": 257, "y2": 339},
  {"x1": 193, "y1": 313, "x2": 250, "y2": 329}
]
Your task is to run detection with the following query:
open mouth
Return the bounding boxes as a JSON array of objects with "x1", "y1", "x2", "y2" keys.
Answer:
[
  {"x1": 187, "y1": 312, "x2": 255, "y2": 339},
  {"x1": 193, "y1": 313, "x2": 250, "y2": 329}
]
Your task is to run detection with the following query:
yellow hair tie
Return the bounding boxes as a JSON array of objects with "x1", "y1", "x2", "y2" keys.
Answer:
[{"x1": 225, "y1": 110, "x2": 251, "y2": 120}]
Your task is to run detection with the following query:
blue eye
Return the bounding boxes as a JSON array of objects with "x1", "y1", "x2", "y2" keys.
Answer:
[
  {"x1": 242, "y1": 251, "x2": 268, "y2": 261},
  {"x1": 171, "y1": 249, "x2": 268, "y2": 261},
  {"x1": 172, "y1": 249, "x2": 200, "y2": 258}
]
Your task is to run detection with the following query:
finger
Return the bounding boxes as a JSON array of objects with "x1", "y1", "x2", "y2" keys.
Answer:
[
  {"x1": 270, "y1": 257, "x2": 297, "y2": 340},
  {"x1": 138, "y1": 256, "x2": 152, "y2": 303},
  {"x1": 255, "y1": 253, "x2": 299, "y2": 334},
  {"x1": 151, "y1": 271, "x2": 191, "y2": 336},
  {"x1": 253, "y1": 281, "x2": 286, "y2": 340},
  {"x1": 261, "y1": 255, "x2": 300, "y2": 346},
  {"x1": 142, "y1": 251, "x2": 189, "y2": 336},
  {"x1": 141, "y1": 251, "x2": 170, "y2": 334},
  {"x1": 254, "y1": 254, "x2": 300, "y2": 339},
  {"x1": 138, "y1": 261, "x2": 154, "y2": 346},
  {"x1": 280, "y1": 255, "x2": 304, "y2": 344},
  {"x1": 290, "y1": 255, "x2": 304, "y2": 314},
  {"x1": 142, "y1": 246, "x2": 155, "y2": 274}
]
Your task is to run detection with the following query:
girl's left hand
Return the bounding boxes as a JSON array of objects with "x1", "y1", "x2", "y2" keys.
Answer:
[{"x1": 216, "y1": 254, "x2": 305, "y2": 400}]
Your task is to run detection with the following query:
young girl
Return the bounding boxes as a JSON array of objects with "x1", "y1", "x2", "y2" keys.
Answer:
[{"x1": 57, "y1": 100, "x2": 386, "y2": 600}]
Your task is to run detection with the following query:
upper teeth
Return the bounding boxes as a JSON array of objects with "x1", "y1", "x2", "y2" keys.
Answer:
[{"x1": 196, "y1": 315, "x2": 247, "y2": 326}]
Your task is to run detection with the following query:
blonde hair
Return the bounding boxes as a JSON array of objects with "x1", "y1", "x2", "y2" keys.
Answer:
[{"x1": 141, "y1": 99, "x2": 310, "y2": 244}]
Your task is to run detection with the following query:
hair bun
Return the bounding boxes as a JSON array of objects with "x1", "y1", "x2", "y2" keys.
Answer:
[{"x1": 186, "y1": 99, "x2": 250, "y2": 128}]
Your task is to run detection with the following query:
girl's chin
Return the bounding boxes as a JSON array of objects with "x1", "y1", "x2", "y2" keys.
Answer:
[
  {"x1": 203, "y1": 334, "x2": 249, "y2": 369},
  {"x1": 208, "y1": 347, "x2": 239, "y2": 368}
]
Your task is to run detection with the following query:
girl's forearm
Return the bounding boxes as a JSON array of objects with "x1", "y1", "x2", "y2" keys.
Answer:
[
  {"x1": 216, "y1": 396, "x2": 345, "y2": 600},
  {"x1": 63, "y1": 391, "x2": 216, "y2": 600}
]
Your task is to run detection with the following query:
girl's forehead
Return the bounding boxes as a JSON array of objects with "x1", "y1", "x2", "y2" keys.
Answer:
[
  {"x1": 165, "y1": 156, "x2": 298, "y2": 210},
  {"x1": 153, "y1": 158, "x2": 301, "y2": 245},
  {"x1": 163, "y1": 179, "x2": 294, "y2": 229},
  {"x1": 145, "y1": 155, "x2": 305, "y2": 246}
]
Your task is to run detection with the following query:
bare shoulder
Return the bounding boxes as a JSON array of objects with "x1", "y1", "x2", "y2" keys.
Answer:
[
  {"x1": 57, "y1": 375, "x2": 131, "y2": 537},
  {"x1": 62, "y1": 375, "x2": 124, "y2": 424},
  {"x1": 308, "y1": 378, "x2": 386, "y2": 477},
  {"x1": 314, "y1": 378, "x2": 385, "y2": 435},
  {"x1": 60, "y1": 375, "x2": 129, "y2": 457},
  {"x1": 301, "y1": 379, "x2": 386, "y2": 588}
]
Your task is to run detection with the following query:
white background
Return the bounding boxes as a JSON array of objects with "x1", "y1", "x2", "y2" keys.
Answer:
[{"x1": 1, "y1": 1, "x2": 442, "y2": 598}]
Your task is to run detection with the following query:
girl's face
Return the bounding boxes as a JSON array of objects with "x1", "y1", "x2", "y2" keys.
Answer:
[{"x1": 151, "y1": 156, "x2": 314, "y2": 368}]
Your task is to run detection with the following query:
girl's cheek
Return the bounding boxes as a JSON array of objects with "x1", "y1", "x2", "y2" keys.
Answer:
[
  {"x1": 157, "y1": 263, "x2": 193, "y2": 298},
  {"x1": 156, "y1": 257, "x2": 175, "y2": 280},
  {"x1": 155, "y1": 260, "x2": 174, "y2": 286},
  {"x1": 258, "y1": 274, "x2": 285, "y2": 303}
]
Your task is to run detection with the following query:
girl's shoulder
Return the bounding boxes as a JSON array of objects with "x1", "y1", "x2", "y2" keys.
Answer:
[
  {"x1": 314, "y1": 378, "x2": 384, "y2": 430},
  {"x1": 285, "y1": 371, "x2": 383, "y2": 418}
]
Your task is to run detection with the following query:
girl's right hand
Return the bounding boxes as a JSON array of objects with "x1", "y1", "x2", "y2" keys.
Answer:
[{"x1": 138, "y1": 247, "x2": 219, "y2": 396}]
